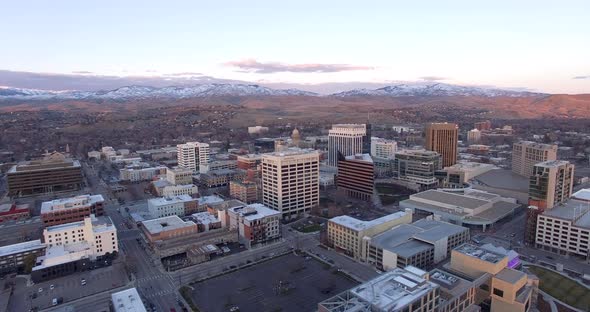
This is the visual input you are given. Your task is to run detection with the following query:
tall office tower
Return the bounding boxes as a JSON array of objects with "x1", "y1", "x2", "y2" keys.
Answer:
[
  {"x1": 370, "y1": 137, "x2": 397, "y2": 159},
  {"x1": 393, "y1": 150, "x2": 442, "y2": 189},
  {"x1": 337, "y1": 153, "x2": 374, "y2": 201},
  {"x1": 362, "y1": 123, "x2": 372, "y2": 154},
  {"x1": 424, "y1": 123, "x2": 459, "y2": 168},
  {"x1": 511, "y1": 141, "x2": 557, "y2": 177},
  {"x1": 467, "y1": 129, "x2": 481, "y2": 144},
  {"x1": 177, "y1": 142, "x2": 210, "y2": 172},
  {"x1": 328, "y1": 124, "x2": 367, "y2": 167},
  {"x1": 474, "y1": 120, "x2": 492, "y2": 131},
  {"x1": 261, "y1": 149, "x2": 320, "y2": 220},
  {"x1": 529, "y1": 160, "x2": 574, "y2": 210}
]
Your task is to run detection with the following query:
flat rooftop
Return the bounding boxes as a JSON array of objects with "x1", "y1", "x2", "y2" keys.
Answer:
[
  {"x1": 191, "y1": 212, "x2": 219, "y2": 224},
  {"x1": 148, "y1": 194, "x2": 194, "y2": 206},
  {"x1": 410, "y1": 190, "x2": 490, "y2": 210},
  {"x1": 495, "y1": 268, "x2": 526, "y2": 285},
  {"x1": 330, "y1": 210, "x2": 409, "y2": 232},
  {"x1": 411, "y1": 219, "x2": 468, "y2": 243},
  {"x1": 111, "y1": 288, "x2": 147, "y2": 312},
  {"x1": 390, "y1": 240, "x2": 433, "y2": 258},
  {"x1": 45, "y1": 215, "x2": 114, "y2": 233},
  {"x1": 542, "y1": 198, "x2": 590, "y2": 229},
  {"x1": 229, "y1": 203, "x2": 281, "y2": 221},
  {"x1": 206, "y1": 199, "x2": 246, "y2": 211},
  {"x1": 141, "y1": 215, "x2": 196, "y2": 235},
  {"x1": 8, "y1": 155, "x2": 81, "y2": 173},
  {"x1": 430, "y1": 269, "x2": 474, "y2": 299},
  {"x1": 535, "y1": 160, "x2": 572, "y2": 168},
  {"x1": 344, "y1": 153, "x2": 373, "y2": 163},
  {"x1": 197, "y1": 195, "x2": 225, "y2": 206},
  {"x1": 41, "y1": 194, "x2": 104, "y2": 214},
  {"x1": 0, "y1": 239, "x2": 45, "y2": 257},
  {"x1": 454, "y1": 244, "x2": 506, "y2": 264},
  {"x1": 472, "y1": 169, "x2": 529, "y2": 192},
  {"x1": 572, "y1": 188, "x2": 590, "y2": 202},
  {"x1": 263, "y1": 148, "x2": 319, "y2": 158}
]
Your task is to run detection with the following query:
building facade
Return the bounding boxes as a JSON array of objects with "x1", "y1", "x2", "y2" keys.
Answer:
[
  {"x1": 166, "y1": 167, "x2": 193, "y2": 185},
  {"x1": 226, "y1": 203, "x2": 282, "y2": 248},
  {"x1": 425, "y1": 123, "x2": 459, "y2": 168},
  {"x1": 147, "y1": 195, "x2": 199, "y2": 218},
  {"x1": 261, "y1": 149, "x2": 320, "y2": 220},
  {"x1": 162, "y1": 184, "x2": 198, "y2": 197},
  {"x1": 370, "y1": 137, "x2": 397, "y2": 159},
  {"x1": 336, "y1": 153, "x2": 374, "y2": 200},
  {"x1": 0, "y1": 240, "x2": 46, "y2": 276},
  {"x1": 327, "y1": 124, "x2": 367, "y2": 167},
  {"x1": 41, "y1": 194, "x2": 105, "y2": 227},
  {"x1": 177, "y1": 142, "x2": 210, "y2": 172},
  {"x1": 393, "y1": 150, "x2": 442, "y2": 188},
  {"x1": 467, "y1": 129, "x2": 482, "y2": 144},
  {"x1": 528, "y1": 160, "x2": 574, "y2": 210},
  {"x1": 230, "y1": 180, "x2": 258, "y2": 203},
  {"x1": 511, "y1": 141, "x2": 557, "y2": 178},
  {"x1": 141, "y1": 215, "x2": 199, "y2": 243},
  {"x1": 0, "y1": 203, "x2": 30, "y2": 223}
]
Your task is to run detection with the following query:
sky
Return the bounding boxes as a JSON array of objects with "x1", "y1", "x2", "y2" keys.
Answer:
[{"x1": 0, "y1": 0, "x2": 589, "y2": 94}]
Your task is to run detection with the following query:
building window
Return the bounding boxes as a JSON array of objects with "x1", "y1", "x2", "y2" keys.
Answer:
[{"x1": 493, "y1": 288, "x2": 504, "y2": 298}]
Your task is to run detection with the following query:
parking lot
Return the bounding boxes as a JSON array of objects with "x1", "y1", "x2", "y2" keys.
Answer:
[
  {"x1": 188, "y1": 253, "x2": 358, "y2": 312},
  {"x1": 9, "y1": 262, "x2": 129, "y2": 311}
]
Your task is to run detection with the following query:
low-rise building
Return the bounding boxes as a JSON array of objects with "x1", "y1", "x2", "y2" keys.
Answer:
[
  {"x1": 147, "y1": 195, "x2": 199, "y2": 218},
  {"x1": 0, "y1": 240, "x2": 46, "y2": 276},
  {"x1": 166, "y1": 167, "x2": 193, "y2": 185},
  {"x1": 0, "y1": 203, "x2": 30, "y2": 223},
  {"x1": 229, "y1": 180, "x2": 258, "y2": 203},
  {"x1": 200, "y1": 169, "x2": 246, "y2": 188},
  {"x1": 111, "y1": 288, "x2": 147, "y2": 312},
  {"x1": 436, "y1": 162, "x2": 496, "y2": 188},
  {"x1": 33, "y1": 215, "x2": 118, "y2": 282},
  {"x1": 119, "y1": 166, "x2": 167, "y2": 182},
  {"x1": 141, "y1": 216, "x2": 199, "y2": 243},
  {"x1": 162, "y1": 184, "x2": 198, "y2": 197},
  {"x1": 41, "y1": 194, "x2": 105, "y2": 226},
  {"x1": 430, "y1": 269, "x2": 478, "y2": 312},
  {"x1": 367, "y1": 218, "x2": 469, "y2": 271},
  {"x1": 318, "y1": 266, "x2": 440, "y2": 312},
  {"x1": 199, "y1": 160, "x2": 238, "y2": 174},
  {"x1": 226, "y1": 203, "x2": 281, "y2": 248},
  {"x1": 327, "y1": 209, "x2": 413, "y2": 260},
  {"x1": 191, "y1": 212, "x2": 222, "y2": 232},
  {"x1": 400, "y1": 189, "x2": 519, "y2": 231},
  {"x1": 236, "y1": 154, "x2": 263, "y2": 170}
]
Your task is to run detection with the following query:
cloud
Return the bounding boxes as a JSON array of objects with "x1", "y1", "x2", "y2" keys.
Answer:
[
  {"x1": 419, "y1": 76, "x2": 448, "y2": 81},
  {"x1": 224, "y1": 59, "x2": 373, "y2": 74},
  {"x1": 573, "y1": 75, "x2": 590, "y2": 79},
  {"x1": 164, "y1": 72, "x2": 203, "y2": 76},
  {"x1": 71, "y1": 70, "x2": 94, "y2": 74}
]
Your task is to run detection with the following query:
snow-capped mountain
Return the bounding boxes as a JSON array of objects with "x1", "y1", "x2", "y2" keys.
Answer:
[
  {"x1": 0, "y1": 84, "x2": 317, "y2": 100},
  {"x1": 331, "y1": 83, "x2": 545, "y2": 97}
]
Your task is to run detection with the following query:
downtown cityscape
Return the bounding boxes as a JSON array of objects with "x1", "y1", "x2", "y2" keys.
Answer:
[{"x1": 0, "y1": 1, "x2": 590, "y2": 312}]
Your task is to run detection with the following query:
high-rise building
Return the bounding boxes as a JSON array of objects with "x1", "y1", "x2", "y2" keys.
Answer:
[
  {"x1": 474, "y1": 120, "x2": 492, "y2": 131},
  {"x1": 467, "y1": 128, "x2": 481, "y2": 143},
  {"x1": 327, "y1": 124, "x2": 367, "y2": 167},
  {"x1": 261, "y1": 148, "x2": 320, "y2": 220},
  {"x1": 362, "y1": 123, "x2": 372, "y2": 154},
  {"x1": 529, "y1": 160, "x2": 574, "y2": 210},
  {"x1": 424, "y1": 122, "x2": 459, "y2": 168},
  {"x1": 512, "y1": 141, "x2": 557, "y2": 178},
  {"x1": 393, "y1": 150, "x2": 442, "y2": 189},
  {"x1": 370, "y1": 137, "x2": 397, "y2": 159},
  {"x1": 336, "y1": 153, "x2": 374, "y2": 200},
  {"x1": 177, "y1": 142, "x2": 210, "y2": 173}
]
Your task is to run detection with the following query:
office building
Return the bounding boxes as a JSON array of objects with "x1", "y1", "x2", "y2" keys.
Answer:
[
  {"x1": 162, "y1": 184, "x2": 198, "y2": 197},
  {"x1": 261, "y1": 148, "x2": 320, "y2": 220},
  {"x1": 177, "y1": 142, "x2": 210, "y2": 172},
  {"x1": 225, "y1": 203, "x2": 282, "y2": 248},
  {"x1": 425, "y1": 122, "x2": 459, "y2": 168},
  {"x1": 336, "y1": 153, "x2": 374, "y2": 200},
  {"x1": 467, "y1": 129, "x2": 482, "y2": 144},
  {"x1": 0, "y1": 203, "x2": 30, "y2": 223},
  {"x1": 528, "y1": 160, "x2": 574, "y2": 209},
  {"x1": 512, "y1": 141, "x2": 557, "y2": 178},
  {"x1": 199, "y1": 160, "x2": 237, "y2": 174},
  {"x1": 236, "y1": 154, "x2": 263, "y2": 170},
  {"x1": 327, "y1": 210, "x2": 412, "y2": 260},
  {"x1": 166, "y1": 167, "x2": 193, "y2": 185},
  {"x1": 230, "y1": 180, "x2": 258, "y2": 203},
  {"x1": 393, "y1": 150, "x2": 442, "y2": 189},
  {"x1": 7, "y1": 152, "x2": 83, "y2": 197},
  {"x1": 119, "y1": 166, "x2": 167, "y2": 182},
  {"x1": 474, "y1": 120, "x2": 492, "y2": 131},
  {"x1": 111, "y1": 288, "x2": 147, "y2": 312},
  {"x1": 147, "y1": 195, "x2": 198, "y2": 218},
  {"x1": 371, "y1": 137, "x2": 397, "y2": 159},
  {"x1": 141, "y1": 215, "x2": 199, "y2": 244},
  {"x1": 41, "y1": 194, "x2": 105, "y2": 226},
  {"x1": 33, "y1": 215, "x2": 118, "y2": 282},
  {"x1": 0, "y1": 240, "x2": 46, "y2": 276},
  {"x1": 318, "y1": 266, "x2": 440, "y2": 312},
  {"x1": 400, "y1": 189, "x2": 519, "y2": 231},
  {"x1": 367, "y1": 218, "x2": 469, "y2": 271},
  {"x1": 327, "y1": 124, "x2": 367, "y2": 167},
  {"x1": 199, "y1": 169, "x2": 246, "y2": 188}
]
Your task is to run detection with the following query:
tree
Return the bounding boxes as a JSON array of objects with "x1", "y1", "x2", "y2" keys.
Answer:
[{"x1": 23, "y1": 254, "x2": 37, "y2": 274}]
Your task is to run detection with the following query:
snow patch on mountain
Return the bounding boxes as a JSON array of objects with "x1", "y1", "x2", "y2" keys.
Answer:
[{"x1": 331, "y1": 83, "x2": 545, "y2": 97}]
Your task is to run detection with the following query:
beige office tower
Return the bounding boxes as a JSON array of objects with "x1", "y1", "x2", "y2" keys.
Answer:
[
  {"x1": 328, "y1": 124, "x2": 366, "y2": 167},
  {"x1": 424, "y1": 122, "x2": 459, "y2": 168},
  {"x1": 512, "y1": 141, "x2": 557, "y2": 177},
  {"x1": 261, "y1": 149, "x2": 320, "y2": 220},
  {"x1": 529, "y1": 160, "x2": 574, "y2": 209},
  {"x1": 177, "y1": 142, "x2": 210, "y2": 172}
]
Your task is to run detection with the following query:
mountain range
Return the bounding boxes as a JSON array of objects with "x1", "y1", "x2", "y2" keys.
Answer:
[{"x1": 0, "y1": 82, "x2": 547, "y2": 101}]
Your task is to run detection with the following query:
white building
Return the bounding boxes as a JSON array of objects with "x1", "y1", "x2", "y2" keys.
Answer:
[
  {"x1": 467, "y1": 129, "x2": 481, "y2": 143},
  {"x1": 162, "y1": 184, "x2": 198, "y2": 197},
  {"x1": 199, "y1": 160, "x2": 238, "y2": 174},
  {"x1": 147, "y1": 195, "x2": 197, "y2": 218},
  {"x1": 43, "y1": 215, "x2": 118, "y2": 255},
  {"x1": 248, "y1": 126, "x2": 269, "y2": 134},
  {"x1": 177, "y1": 142, "x2": 210, "y2": 173},
  {"x1": 371, "y1": 137, "x2": 397, "y2": 159},
  {"x1": 512, "y1": 141, "x2": 557, "y2": 178},
  {"x1": 328, "y1": 124, "x2": 367, "y2": 167},
  {"x1": 261, "y1": 148, "x2": 320, "y2": 220},
  {"x1": 166, "y1": 167, "x2": 193, "y2": 185},
  {"x1": 119, "y1": 166, "x2": 167, "y2": 182},
  {"x1": 87, "y1": 150, "x2": 102, "y2": 160},
  {"x1": 111, "y1": 288, "x2": 147, "y2": 312},
  {"x1": 226, "y1": 203, "x2": 281, "y2": 248}
]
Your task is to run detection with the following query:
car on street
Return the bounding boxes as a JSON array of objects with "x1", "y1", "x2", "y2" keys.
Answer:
[
  {"x1": 38, "y1": 287, "x2": 43, "y2": 293},
  {"x1": 229, "y1": 307, "x2": 240, "y2": 312},
  {"x1": 50, "y1": 284, "x2": 55, "y2": 290},
  {"x1": 81, "y1": 278, "x2": 87, "y2": 286}
]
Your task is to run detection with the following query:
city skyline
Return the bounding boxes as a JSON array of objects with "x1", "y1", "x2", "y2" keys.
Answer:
[{"x1": 1, "y1": 1, "x2": 589, "y2": 93}]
